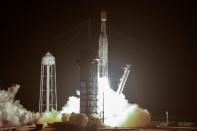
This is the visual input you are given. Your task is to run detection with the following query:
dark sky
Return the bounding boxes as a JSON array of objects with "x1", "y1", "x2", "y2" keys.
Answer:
[{"x1": 0, "y1": 1, "x2": 196, "y2": 122}]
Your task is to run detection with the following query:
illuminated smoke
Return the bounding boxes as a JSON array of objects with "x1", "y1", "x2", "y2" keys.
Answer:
[
  {"x1": 118, "y1": 105, "x2": 151, "y2": 127},
  {"x1": 0, "y1": 84, "x2": 36, "y2": 127},
  {"x1": 97, "y1": 76, "x2": 151, "y2": 127},
  {"x1": 37, "y1": 110, "x2": 62, "y2": 124},
  {"x1": 37, "y1": 91, "x2": 80, "y2": 125},
  {"x1": 39, "y1": 77, "x2": 151, "y2": 127},
  {"x1": 59, "y1": 76, "x2": 151, "y2": 127},
  {"x1": 69, "y1": 113, "x2": 89, "y2": 127},
  {"x1": 61, "y1": 95, "x2": 80, "y2": 114}
]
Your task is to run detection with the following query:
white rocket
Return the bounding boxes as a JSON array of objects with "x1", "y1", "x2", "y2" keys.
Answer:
[{"x1": 98, "y1": 11, "x2": 108, "y2": 78}]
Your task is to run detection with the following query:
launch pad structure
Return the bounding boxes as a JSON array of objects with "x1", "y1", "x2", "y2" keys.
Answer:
[
  {"x1": 79, "y1": 11, "x2": 109, "y2": 123},
  {"x1": 79, "y1": 49, "x2": 100, "y2": 116},
  {"x1": 79, "y1": 11, "x2": 132, "y2": 125},
  {"x1": 1, "y1": 9, "x2": 196, "y2": 131}
]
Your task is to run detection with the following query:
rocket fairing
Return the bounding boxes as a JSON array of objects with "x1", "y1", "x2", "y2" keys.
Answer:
[{"x1": 98, "y1": 11, "x2": 108, "y2": 78}]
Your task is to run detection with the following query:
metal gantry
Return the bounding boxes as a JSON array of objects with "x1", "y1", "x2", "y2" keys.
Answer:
[
  {"x1": 79, "y1": 11, "x2": 109, "y2": 124},
  {"x1": 79, "y1": 50, "x2": 99, "y2": 116},
  {"x1": 117, "y1": 64, "x2": 131, "y2": 94}
]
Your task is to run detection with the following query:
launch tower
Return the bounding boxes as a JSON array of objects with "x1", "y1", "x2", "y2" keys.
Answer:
[
  {"x1": 80, "y1": 11, "x2": 109, "y2": 123},
  {"x1": 79, "y1": 49, "x2": 98, "y2": 116},
  {"x1": 39, "y1": 52, "x2": 57, "y2": 112}
]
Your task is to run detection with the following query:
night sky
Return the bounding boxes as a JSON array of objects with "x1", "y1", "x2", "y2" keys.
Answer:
[{"x1": 0, "y1": 1, "x2": 196, "y2": 122}]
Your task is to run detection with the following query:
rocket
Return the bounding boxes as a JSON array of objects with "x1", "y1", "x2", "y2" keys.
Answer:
[{"x1": 98, "y1": 11, "x2": 108, "y2": 78}]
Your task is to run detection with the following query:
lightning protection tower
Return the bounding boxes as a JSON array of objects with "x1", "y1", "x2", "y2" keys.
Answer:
[{"x1": 39, "y1": 52, "x2": 57, "y2": 112}]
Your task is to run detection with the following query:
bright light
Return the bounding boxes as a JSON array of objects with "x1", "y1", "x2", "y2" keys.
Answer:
[
  {"x1": 97, "y1": 76, "x2": 151, "y2": 127},
  {"x1": 61, "y1": 96, "x2": 79, "y2": 114},
  {"x1": 59, "y1": 75, "x2": 151, "y2": 127}
]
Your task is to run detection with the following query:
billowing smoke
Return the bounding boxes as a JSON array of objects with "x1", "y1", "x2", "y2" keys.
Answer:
[
  {"x1": 69, "y1": 113, "x2": 89, "y2": 127},
  {"x1": 0, "y1": 84, "x2": 36, "y2": 127},
  {"x1": 37, "y1": 110, "x2": 62, "y2": 124},
  {"x1": 58, "y1": 77, "x2": 151, "y2": 127},
  {"x1": 61, "y1": 93, "x2": 80, "y2": 114},
  {"x1": 38, "y1": 91, "x2": 104, "y2": 127},
  {"x1": 97, "y1": 77, "x2": 151, "y2": 127},
  {"x1": 38, "y1": 77, "x2": 151, "y2": 128},
  {"x1": 118, "y1": 104, "x2": 151, "y2": 127}
]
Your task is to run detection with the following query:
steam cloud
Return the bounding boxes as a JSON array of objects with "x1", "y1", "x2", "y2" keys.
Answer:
[
  {"x1": 37, "y1": 75, "x2": 151, "y2": 128},
  {"x1": 0, "y1": 81, "x2": 150, "y2": 128},
  {"x1": 38, "y1": 78, "x2": 151, "y2": 128},
  {"x1": 37, "y1": 110, "x2": 62, "y2": 124},
  {"x1": 0, "y1": 84, "x2": 36, "y2": 127}
]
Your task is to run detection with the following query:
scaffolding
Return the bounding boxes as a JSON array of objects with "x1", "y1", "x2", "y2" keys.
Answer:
[{"x1": 79, "y1": 50, "x2": 100, "y2": 116}]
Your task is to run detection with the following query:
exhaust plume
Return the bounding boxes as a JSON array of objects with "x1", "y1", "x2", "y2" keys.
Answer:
[
  {"x1": 97, "y1": 77, "x2": 151, "y2": 127},
  {"x1": 39, "y1": 78, "x2": 151, "y2": 128},
  {"x1": 59, "y1": 77, "x2": 151, "y2": 127}
]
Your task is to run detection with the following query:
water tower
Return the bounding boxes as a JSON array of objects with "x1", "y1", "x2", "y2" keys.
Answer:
[{"x1": 39, "y1": 52, "x2": 57, "y2": 112}]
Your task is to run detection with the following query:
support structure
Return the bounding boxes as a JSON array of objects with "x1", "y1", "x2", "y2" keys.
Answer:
[
  {"x1": 79, "y1": 49, "x2": 98, "y2": 115},
  {"x1": 39, "y1": 52, "x2": 57, "y2": 112},
  {"x1": 80, "y1": 11, "x2": 109, "y2": 123},
  {"x1": 117, "y1": 64, "x2": 131, "y2": 94}
]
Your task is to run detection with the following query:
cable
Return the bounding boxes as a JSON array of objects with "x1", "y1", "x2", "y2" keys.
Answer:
[{"x1": 55, "y1": 19, "x2": 90, "y2": 40}]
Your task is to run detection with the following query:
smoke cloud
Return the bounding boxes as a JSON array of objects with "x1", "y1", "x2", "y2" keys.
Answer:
[
  {"x1": 0, "y1": 84, "x2": 36, "y2": 127},
  {"x1": 59, "y1": 85, "x2": 151, "y2": 127},
  {"x1": 37, "y1": 111, "x2": 62, "y2": 124},
  {"x1": 61, "y1": 96, "x2": 80, "y2": 114},
  {"x1": 117, "y1": 104, "x2": 151, "y2": 127},
  {"x1": 38, "y1": 78, "x2": 151, "y2": 128},
  {"x1": 96, "y1": 77, "x2": 151, "y2": 127},
  {"x1": 69, "y1": 113, "x2": 89, "y2": 127}
]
